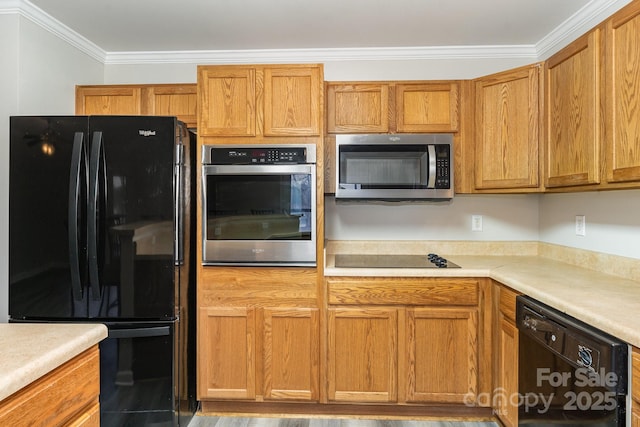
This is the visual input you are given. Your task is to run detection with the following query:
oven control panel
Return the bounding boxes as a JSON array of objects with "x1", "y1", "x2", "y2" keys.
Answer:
[{"x1": 204, "y1": 146, "x2": 311, "y2": 165}]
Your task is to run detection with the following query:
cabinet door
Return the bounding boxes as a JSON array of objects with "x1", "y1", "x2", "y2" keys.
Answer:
[
  {"x1": 198, "y1": 67, "x2": 256, "y2": 136},
  {"x1": 605, "y1": 2, "x2": 640, "y2": 184},
  {"x1": 632, "y1": 348, "x2": 640, "y2": 427},
  {"x1": 75, "y1": 86, "x2": 142, "y2": 115},
  {"x1": 475, "y1": 64, "x2": 542, "y2": 190},
  {"x1": 328, "y1": 307, "x2": 398, "y2": 403},
  {"x1": 396, "y1": 83, "x2": 459, "y2": 132},
  {"x1": 264, "y1": 66, "x2": 322, "y2": 136},
  {"x1": 405, "y1": 307, "x2": 477, "y2": 403},
  {"x1": 497, "y1": 316, "x2": 519, "y2": 427},
  {"x1": 198, "y1": 307, "x2": 256, "y2": 399},
  {"x1": 144, "y1": 85, "x2": 197, "y2": 128},
  {"x1": 326, "y1": 83, "x2": 389, "y2": 133},
  {"x1": 545, "y1": 29, "x2": 602, "y2": 188},
  {"x1": 263, "y1": 307, "x2": 319, "y2": 401}
]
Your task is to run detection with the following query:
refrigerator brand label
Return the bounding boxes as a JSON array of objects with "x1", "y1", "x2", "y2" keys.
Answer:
[{"x1": 139, "y1": 130, "x2": 156, "y2": 137}]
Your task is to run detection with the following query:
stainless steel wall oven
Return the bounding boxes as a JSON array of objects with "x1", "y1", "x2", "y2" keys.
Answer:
[{"x1": 201, "y1": 144, "x2": 316, "y2": 266}]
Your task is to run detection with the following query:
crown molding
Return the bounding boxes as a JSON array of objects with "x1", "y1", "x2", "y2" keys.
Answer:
[
  {"x1": 1, "y1": 0, "x2": 633, "y2": 65},
  {"x1": 104, "y1": 45, "x2": 538, "y2": 65},
  {"x1": 0, "y1": 0, "x2": 106, "y2": 62},
  {"x1": 536, "y1": 0, "x2": 632, "y2": 59}
]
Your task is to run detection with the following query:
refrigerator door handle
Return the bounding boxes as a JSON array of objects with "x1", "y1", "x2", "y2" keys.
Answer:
[
  {"x1": 68, "y1": 132, "x2": 85, "y2": 301},
  {"x1": 88, "y1": 131, "x2": 104, "y2": 300},
  {"x1": 108, "y1": 326, "x2": 171, "y2": 339}
]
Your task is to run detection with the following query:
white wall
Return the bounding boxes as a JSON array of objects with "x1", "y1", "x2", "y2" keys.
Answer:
[
  {"x1": 325, "y1": 194, "x2": 540, "y2": 241},
  {"x1": 0, "y1": 15, "x2": 103, "y2": 322},
  {"x1": 0, "y1": 14, "x2": 20, "y2": 324},
  {"x1": 539, "y1": 190, "x2": 640, "y2": 259}
]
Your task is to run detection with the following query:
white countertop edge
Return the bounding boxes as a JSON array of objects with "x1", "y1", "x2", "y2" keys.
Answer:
[{"x1": 0, "y1": 323, "x2": 108, "y2": 401}]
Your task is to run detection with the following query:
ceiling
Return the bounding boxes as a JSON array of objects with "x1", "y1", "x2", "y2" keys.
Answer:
[{"x1": 11, "y1": 0, "x2": 632, "y2": 62}]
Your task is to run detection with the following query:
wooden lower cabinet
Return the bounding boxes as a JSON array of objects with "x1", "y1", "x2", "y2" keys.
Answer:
[
  {"x1": 198, "y1": 305, "x2": 319, "y2": 402},
  {"x1": 0, "y1": 346, "x2": 100, "y2": 427},
  {"x1": 405, "y1": 307, "x2": 478, "y2": 403},
  {"x1": 326, "y1": 277, "x2": 488, "y2": 406},
  {"x1": 632, "y1": 347, "x2": 640, "y2": 425},
  {"x1": 328, "y1": 307, "x2": 398, "y2": 403},
  {"x1": 494, "y1": 284, "x2": 520, "y2": 427}
]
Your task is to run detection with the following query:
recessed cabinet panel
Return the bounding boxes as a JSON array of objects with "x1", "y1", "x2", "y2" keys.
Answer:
[
  {"x1": 326, "y1": 84, "x2": 390, "y2": 133},
  {"x1": 198, "y1": 307, "x2": 256, "y2": 399},
  {"x1": 328, "y1": 308, "x2": 398, "y2": 403},
  {"x1": 263, "y1": 307, "x2": 319, "y2": 401},
  {"x1": 198, "y1": 67, "x2": 256, "y2": 136},
  {"x1": 405, "y1": 308, "x2": 478, "y2": 403},
  {"x1": 264, "y1": 67, "x2": 321, "y2": 136},
  {"x1": 145, "y1": 86, "x2": 197, "y2": 128},
  {"x1": 475, "y1": 64, "x2": 541, "y2": 190},
  {"x1": 606, "y1": 2, "x2": 640, "y2": 183},
  {"x1": 396, "y1": 83, "x2": 459, "y2": 133},
  {"x1": 545, "y1": 30, "x2": 601, "y2": 188},
  {"x1": 76, "y1": 87, "x2": 142, "y2": 115}
]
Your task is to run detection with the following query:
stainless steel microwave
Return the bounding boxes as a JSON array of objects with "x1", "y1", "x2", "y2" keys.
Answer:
[
  {"x1": 201, "y1": 144, "x2": 316, "y2": 266},
  {"x1": 335, "y1": 134, "x2": 454, "y2": 200}
]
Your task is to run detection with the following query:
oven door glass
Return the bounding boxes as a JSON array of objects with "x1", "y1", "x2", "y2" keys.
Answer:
[{"x1": 202, "y1": 164, "x2": 316, "y2": 265}]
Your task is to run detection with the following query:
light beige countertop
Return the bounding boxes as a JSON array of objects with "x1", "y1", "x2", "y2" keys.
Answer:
[
  {"x1": 0, "y1": 323, "x2": 108, "y2": 401},
  {"x1": 325, "y1": 240, "x2": 640, "y2": 348}
]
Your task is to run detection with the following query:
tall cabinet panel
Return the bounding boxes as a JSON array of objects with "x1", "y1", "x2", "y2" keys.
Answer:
[
  {"x1": 545, "y1": 29, "x2": 602, "y2": 188},
  {"x1": 605, "y1": 1, "x2": 640, "y2": 184},
  {"x1": 197, "y1": 67, "x2": 257, "y2": 136},
  {"x1": 474, "y1": 64, "x2": 542, "y2": 191}
]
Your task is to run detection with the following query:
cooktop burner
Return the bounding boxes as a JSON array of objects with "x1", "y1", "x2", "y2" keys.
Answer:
[{"x1": 334, "y1": 253, "x2": 461, "y2": 269}]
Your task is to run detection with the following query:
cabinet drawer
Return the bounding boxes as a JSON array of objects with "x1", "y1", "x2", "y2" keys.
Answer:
[
  {"x1": 327, "y1": 277, "x2": 478, "y2": 306},
  {"x1": 499, "y1": 285, "x2": 520, "y2": 322},
  {"x1": 0, "y1": 346, "x2": 100, "y2": 427}
]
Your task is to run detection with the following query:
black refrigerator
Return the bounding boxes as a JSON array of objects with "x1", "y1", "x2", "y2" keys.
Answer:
[{"x1": 8, "y1": 116, "x2": 197, "y2": 426}]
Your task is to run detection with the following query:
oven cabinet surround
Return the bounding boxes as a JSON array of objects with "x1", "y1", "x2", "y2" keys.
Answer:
[
  {"x1": 325, "y1": 276, "x2": 493, "y2": 405},
  {"x1": 632, "y1": 347, "x2": 640, "y2": 425},
  {"x1": 0, "y1": 346, "x2": 100, "y2": 427},
  {"x1": 197, "y1": 267, "x2": 320, "y2": 406},
  {"x1": 493, "y1": 283, "x2": 520, "y2": 427},
  {"x1": 325, "y1": 81, "x2": 459, "y2": 134},
  {"x1": 75, "y1": 83, "x2": 198, "y2": 128},
  {"x1": 197, "y1": 64, "x2": 322, "y2": 139},
  {"x1": 472, "y1": 63, "x2": 544, "y2": 192}
]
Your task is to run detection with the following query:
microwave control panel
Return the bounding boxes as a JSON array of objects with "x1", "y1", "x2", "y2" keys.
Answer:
[{"x1": 435, "y1": 144, "x2": 451, "y2": 189}]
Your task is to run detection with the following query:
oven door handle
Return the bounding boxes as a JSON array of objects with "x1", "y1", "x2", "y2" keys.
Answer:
[{"x1": 204, "y1": 164, "x2": 314, "y2": 175}]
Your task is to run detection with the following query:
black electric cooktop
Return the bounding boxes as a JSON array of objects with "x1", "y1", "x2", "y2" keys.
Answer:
[{"x1": 334, "y1": 253, "x2": 461, "y2": 269}]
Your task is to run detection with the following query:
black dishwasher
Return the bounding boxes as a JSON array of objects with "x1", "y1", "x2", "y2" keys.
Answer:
[{"x1": 516, "y1": 296, "x2": 629, "y2": 426}]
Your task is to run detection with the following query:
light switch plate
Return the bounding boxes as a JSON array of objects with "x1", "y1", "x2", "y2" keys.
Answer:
[{"x1": 575, "y1": 215, "x2": 586, "y2": 236}]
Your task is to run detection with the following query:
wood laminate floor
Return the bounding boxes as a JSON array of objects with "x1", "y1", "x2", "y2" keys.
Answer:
[{"x1": 187, "y1": 416, "x2": 500, "y2": 427}]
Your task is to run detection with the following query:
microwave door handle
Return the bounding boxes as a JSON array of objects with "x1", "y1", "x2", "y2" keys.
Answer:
[{"x1": 427, "y1": 145, "x2": 437, "y2": 188}]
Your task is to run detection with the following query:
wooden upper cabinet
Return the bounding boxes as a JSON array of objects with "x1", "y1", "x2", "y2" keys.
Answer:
[
  {"x1": 605, "y1": 1, "x2": 640, "y2": 184},
  {"x1": 326, "y1": 83, "x2": 390, "y2": 133},
  {"x1": 264, "y1": 66, "x2": 322, "y2": 136},
  {"x1": 198, "y1": 66, "x2": 256, "y2": 136},
  {"x1": 545, "y1": 29, "x2": 602, "y2": 188},
  {"x1": 76, "y1": 86, "x2": 142, "y2": 115},
  {"x1": 396, "y1": 82, "x2": 459, "y2": 133},
  {"x1": 144, "y1": 85, "x2": 197, "y2": 128},
  {"x1": 198, "y1": 64, "x2": 323, "y2": 138},
  {"x1": 76, "y1": 84, "x2": 197, "y2": 127},
  {"x1": 474, "y1": 64, "x2": 542, "y2": 190}
]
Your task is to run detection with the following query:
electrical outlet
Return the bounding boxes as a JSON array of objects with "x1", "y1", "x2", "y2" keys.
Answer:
[
  {"x1": 472, "y1": 215, "x2": 483, "y2": 232},
  {"x1": 575, "y1": 215, "x2": 586, "y2": 236}
]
